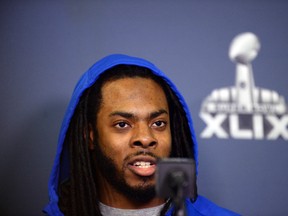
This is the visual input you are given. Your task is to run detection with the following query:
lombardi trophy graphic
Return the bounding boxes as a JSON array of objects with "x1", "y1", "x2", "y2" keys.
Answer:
[
  {"x1": 200, "y1": 32, "x2": 288, "y2": 140},
  {"x1": 229, "y1": 32, "x2": 260, "y2": 113}
]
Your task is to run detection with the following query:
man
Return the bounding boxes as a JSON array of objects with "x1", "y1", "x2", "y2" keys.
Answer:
[{"x1": 44, "y1": 54, "x2": 240, "y2": 215}]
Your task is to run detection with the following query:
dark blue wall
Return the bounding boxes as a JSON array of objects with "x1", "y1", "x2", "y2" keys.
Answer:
[{"x1": 1, "y1": 1, "x2": 287, "y2": 215}]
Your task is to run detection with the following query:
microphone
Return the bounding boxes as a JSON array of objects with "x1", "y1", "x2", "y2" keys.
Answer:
[{"x1": 156, "y1": 158, "x2": 197, "y2": 216}]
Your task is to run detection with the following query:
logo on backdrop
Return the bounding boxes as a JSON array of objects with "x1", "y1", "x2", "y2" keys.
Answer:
[{"x1": 199, "y1": 32, "x2": 288, "y2": 140}]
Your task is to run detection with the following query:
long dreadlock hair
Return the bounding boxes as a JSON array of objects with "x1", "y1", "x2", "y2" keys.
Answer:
[{"x1": 58, "y1": 64, "x2": 196, "y2": 216}]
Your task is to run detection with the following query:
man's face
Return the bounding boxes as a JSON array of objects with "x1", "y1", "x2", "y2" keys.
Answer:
[{"x1": 92, "y1": 77, "x2": 171, "y2": 202}]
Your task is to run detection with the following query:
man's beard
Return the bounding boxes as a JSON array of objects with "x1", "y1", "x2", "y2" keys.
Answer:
[{"x1": 92, "y1": 142, "x2": 158, "y2": 203}]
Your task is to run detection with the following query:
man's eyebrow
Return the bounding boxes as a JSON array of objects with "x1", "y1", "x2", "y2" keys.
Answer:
[
  {"x1": 109, "y1": 109, "x2": 168, "y2": 119},
  {"x1": 150, "y1": 109, "x2": 169, "y2": 119},
  {"x1": 109, "y1": 111, "x2": 134, "y2": 119}
]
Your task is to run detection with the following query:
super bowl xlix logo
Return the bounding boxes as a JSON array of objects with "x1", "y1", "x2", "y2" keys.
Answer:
[{"x1": 200, "y1": 32, "x2": 288, "y2": 140}]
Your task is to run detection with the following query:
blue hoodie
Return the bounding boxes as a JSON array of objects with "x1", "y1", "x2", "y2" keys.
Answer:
[{"x1": 44, "y1": 54, "x2": 240, "y2": 216}]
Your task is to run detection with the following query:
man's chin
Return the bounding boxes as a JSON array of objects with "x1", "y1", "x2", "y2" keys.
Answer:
[{"x1": 124, "y1": 184, "x2": 156, "y2": 203}]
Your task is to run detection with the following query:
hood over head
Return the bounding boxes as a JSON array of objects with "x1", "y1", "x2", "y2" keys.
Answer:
[{"x1": 44, "y1": 54, "x2": 199, "y2": 215}]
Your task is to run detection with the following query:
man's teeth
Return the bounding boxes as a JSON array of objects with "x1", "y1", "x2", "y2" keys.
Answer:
[{"x1": 134, "y1": 161, "x2": 152, "y2": 168}]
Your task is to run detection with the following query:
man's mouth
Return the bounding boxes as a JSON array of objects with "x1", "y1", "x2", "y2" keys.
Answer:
[
  {"x1": 127, "y1": 156, "x2": 157, "y2": 177},
  {"x1": 133, "y1": 161, "x2": 153, "y2": 168}
]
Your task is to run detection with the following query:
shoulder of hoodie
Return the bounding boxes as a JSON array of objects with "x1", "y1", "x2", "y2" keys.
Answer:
[
  {"x1": 187, "y1": 195, "x2": 241, "y2": 216},
  {"x1": 165, "y1": 196, "x2": 241, "y2": 216}
]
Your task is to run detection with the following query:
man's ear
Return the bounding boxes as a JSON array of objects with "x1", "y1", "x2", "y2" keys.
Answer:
[{"x1": 86, "y1": 125, "x2": 95, "y2": 150}]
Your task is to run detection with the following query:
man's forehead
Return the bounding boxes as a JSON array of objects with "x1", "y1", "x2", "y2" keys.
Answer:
[
  {"x1": 96, "y1": 76, "x2": 169, "y2": 117},
  {"x1": 101, "y1": 77, "x2": 165, "y2": 98}
]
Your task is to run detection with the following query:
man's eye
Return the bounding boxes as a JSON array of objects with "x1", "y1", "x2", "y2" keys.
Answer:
[
  {"x1": 152, "y1": 121, "x2": 166, "y2": 128},
  {"x1": 115, "y1": 122, "x2": 129, "y2": 128}
]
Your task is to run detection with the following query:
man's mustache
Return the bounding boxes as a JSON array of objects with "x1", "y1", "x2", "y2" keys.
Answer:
[{"x1": 124, "y1": 150, "x2": 160, "y2": 163}]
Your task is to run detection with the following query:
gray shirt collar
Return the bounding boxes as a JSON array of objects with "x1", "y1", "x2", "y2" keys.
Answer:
[{"x1": 99, "y1": 202, "x2": 165, "y2": 216}]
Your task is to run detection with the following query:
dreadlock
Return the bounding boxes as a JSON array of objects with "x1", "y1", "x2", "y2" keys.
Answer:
[{"x1": 58, "y1": 64, "x2": 196, "y2": 216}]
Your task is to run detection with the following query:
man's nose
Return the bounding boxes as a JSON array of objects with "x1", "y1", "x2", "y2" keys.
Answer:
[{"x1": 131, "y1": 124, "x2": 157, "y2": 148}]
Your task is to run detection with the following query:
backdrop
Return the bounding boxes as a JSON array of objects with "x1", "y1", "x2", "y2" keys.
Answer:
[{"x1": 1, "y1": 1, "x2": 287, "y2": 215}]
